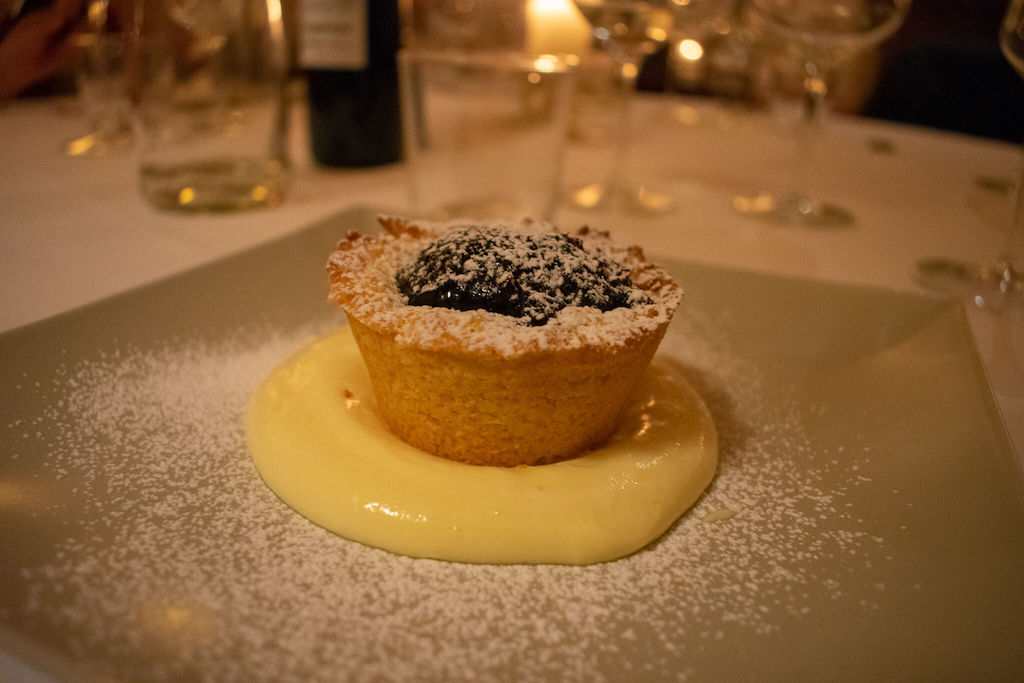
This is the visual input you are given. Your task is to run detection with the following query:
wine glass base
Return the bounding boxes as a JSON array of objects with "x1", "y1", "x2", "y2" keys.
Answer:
[
  {"x1": 917, "y1": 257, "x2": 1024, "y2": 399},
  {"x1": 733, "y1": 192, "x2": 854, "y2": 228},
  {"x1": 569, "y1": 181, "x2": 675, "y2": 215},
  {"x1": 64, "y1": 129, "x2": 133, "y2": 158},
  {"x1": 915, "y1": 257, "x2": 1023, "y2": 313}
]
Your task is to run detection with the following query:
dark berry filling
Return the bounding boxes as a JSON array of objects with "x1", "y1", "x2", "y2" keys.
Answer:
[{"x1": 395, "y1": 227, "x2": 647, "y2": 326}]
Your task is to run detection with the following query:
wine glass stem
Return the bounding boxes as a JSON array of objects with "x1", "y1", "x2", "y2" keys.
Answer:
[
  {"x1": 789, "y1": 58, "x2": 829, "y2": 205},
  {"x1": 609, "y1": 63, "x2": 637, "y2": 193},
  {"x1": 1007, "y1": 159, "x2": 1024, "y2": 284}
]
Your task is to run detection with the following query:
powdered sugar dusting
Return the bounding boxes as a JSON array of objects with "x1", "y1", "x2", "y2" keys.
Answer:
[
  {"x1": 2, "y1": 312, "x2": 885, "y2": 681},
  {"x1": 326, "y1": 216, "x2": 682, "y2": 357}
]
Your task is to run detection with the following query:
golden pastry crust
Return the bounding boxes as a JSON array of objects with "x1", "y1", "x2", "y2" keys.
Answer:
[{"x1": 326, "y1": 215, "x2": 682, "y2": 466}]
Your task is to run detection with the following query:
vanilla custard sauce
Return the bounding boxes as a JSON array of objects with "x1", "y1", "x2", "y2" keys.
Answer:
[{"x1": 246, "y1": 328, "x2": 717, "y2": 565}]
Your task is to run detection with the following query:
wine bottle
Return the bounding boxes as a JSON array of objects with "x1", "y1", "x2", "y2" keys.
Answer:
[{"x1": 299, "y1": 0, "x2": 402, "y2": 167}]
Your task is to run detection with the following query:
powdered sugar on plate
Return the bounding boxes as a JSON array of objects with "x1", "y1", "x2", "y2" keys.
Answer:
[{"x1": 2, "y1": 310, "x2": 885, "y2": 682}]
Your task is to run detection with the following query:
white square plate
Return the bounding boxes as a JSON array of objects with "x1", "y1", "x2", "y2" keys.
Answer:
[{"x1": 1, "y1": 207, "x2": 1022, "y2": 681}]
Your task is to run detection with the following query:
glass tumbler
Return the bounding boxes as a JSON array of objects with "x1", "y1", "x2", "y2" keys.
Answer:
[{"x1": 132, "y1": 0, "x2": 290, "y2": 212}]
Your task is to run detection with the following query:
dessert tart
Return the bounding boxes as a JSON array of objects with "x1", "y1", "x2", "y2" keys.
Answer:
[{"x1": 326, "y1": 215, "x2": 683, "y2": 467}]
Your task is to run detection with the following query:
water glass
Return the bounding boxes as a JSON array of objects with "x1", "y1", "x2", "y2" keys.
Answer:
[
  {"x1": 399, "y1": 49, "x2": 576, "y2": 222},
  {"x1": 132, "y1": 0, "x2": 290, "y2": 212},
  {"x1": 65, "y1": 0, "x2": 133, "y2": 157},
  {"x1": 398, "y1": 0, "x2": 582, "y2": 222}
]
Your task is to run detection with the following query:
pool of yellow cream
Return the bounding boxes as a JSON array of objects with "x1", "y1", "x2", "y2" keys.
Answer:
[{"x1": 246, "y1": 327, "x2": 717, "y2": 565}]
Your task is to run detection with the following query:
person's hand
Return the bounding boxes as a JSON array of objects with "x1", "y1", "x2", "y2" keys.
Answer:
[{"x1": 0, "y1": 0, "x2": 86, "y2": 102}]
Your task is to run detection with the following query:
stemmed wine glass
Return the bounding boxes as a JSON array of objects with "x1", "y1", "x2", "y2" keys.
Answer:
[
  {"x1": 570, "y1": 0, "x2": 675, "y2": 213},
  {"x1": 735, "y1": 0, "x2": 910, "y2": 226},
  {"x1": 916, "y1": 0, "x2": 1024, "y2": 312}
]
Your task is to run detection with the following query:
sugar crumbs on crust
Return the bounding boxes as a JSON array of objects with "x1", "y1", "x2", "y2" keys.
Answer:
[{"x1": 326, "y1": 215, "x2": 683, "y2": 357}]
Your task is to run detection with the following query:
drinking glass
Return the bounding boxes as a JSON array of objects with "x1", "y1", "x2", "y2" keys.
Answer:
[
  {"x1": 734, "y1": 0, "x2": 910, "y2": 226},
  {"x1": 916, "y1": 0, "x2": 1024, "y2": 311},
  {"x1": 570, "y1": 0, "x2": 674, "y2": 213},
  {"x1": 65, "y1": 0, "x2": 134, "y2": 157},
  {"x1": 400, "y1": 0, "x2": 579, "y2": 222},
  {"x1": 400, "y1": 50, "x2": 577, "y2": 222},
  {"x1": 131, "y1": 0, "x2": 290, "y2": 212}
]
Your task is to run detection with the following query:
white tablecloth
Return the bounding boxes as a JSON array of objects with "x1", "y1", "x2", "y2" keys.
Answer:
[{"x1": 2, "y1": 92, "x2": 1021, "y2": 465}]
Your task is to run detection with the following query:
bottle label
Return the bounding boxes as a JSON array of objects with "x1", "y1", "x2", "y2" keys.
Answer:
[{"x1": 299, "y1": 0, "x2": 368, "y2": 69}]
